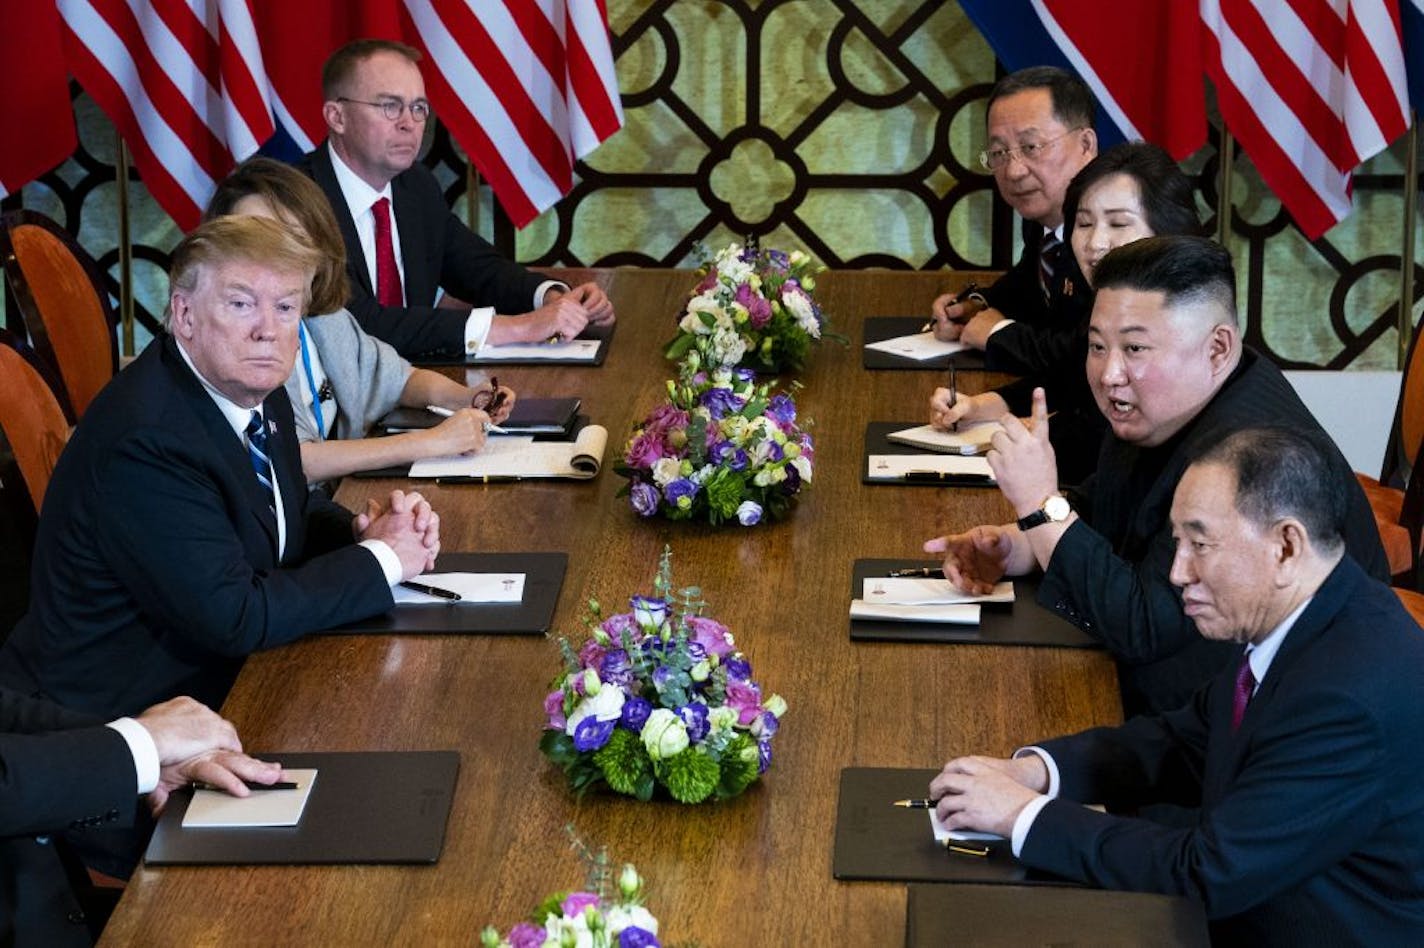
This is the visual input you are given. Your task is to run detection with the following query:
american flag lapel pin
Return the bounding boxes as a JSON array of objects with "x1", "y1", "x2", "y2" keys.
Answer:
[{"x1": 268, "y1": 418, "x2": 278, "y2": 435}]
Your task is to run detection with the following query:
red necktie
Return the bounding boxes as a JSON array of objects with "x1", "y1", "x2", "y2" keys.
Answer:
[
  {"x1": 372, "y1": 196, "x2": 403, "y2": 307},
  {"x1": 1231, "y1": 652, "x2": 1256, "y2": 732}
]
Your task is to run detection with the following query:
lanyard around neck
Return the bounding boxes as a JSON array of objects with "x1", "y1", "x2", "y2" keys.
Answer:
[{"x1": 297, "y1": 321, "x2": 326, "y2": 440}]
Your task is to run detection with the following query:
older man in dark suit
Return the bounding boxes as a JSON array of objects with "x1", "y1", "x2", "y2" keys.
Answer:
[
  {"x1": 931, "y1": 427, "x2": 1424, "y2": 944},
  {"x1": 301, "y1": 38, "x2": 615, "y2": 359},
  {"x1": 0, "y1": 215, "x2": 441, "y2": 720},
  {"x1": 2, "y1": 687, "x2": 280, "y2": 946}
]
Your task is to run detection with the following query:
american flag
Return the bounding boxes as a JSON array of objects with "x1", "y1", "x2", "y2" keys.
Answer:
[{"x1": 5, "y1": 1, "x2": 622, "y2": 232}]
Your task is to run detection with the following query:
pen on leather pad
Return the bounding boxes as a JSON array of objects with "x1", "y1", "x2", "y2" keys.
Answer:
[
  {"x1": 400, "y1": 580, "x2": 462, "y2": 601},
  {"x1": 886, "y1": 568, "x2": 946, "y2": 579},
  {"x1": 893, "y1": 798, "x2": 935, "y2": 808},
  {"x1": 426, "y1": 403, "x2": 508, "y2": 434},
  {"x1": 902, "y1": 471, "x2": 992, "y2": 484},
  {"x1": 193, "y1": 780, "x2": 299, "y2": 792}
]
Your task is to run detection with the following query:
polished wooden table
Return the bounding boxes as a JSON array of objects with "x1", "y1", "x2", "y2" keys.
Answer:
[{"x1": 102, "y1": 269, "x2": 1121, "y2": 946}]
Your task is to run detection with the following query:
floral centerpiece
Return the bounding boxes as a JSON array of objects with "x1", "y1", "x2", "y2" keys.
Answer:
[
  {"x1": 616, "y1": 359, "x2": 813, "y2": 526},
  {"x1": 665, "y1": 242, "x2": 831, "y2": 374},
  {"x1": 540, "y1": 548, "x2": 786, "y2": 804},
  {"x1": 481, "y1": 835, "x2": 666, "y2": 948}
]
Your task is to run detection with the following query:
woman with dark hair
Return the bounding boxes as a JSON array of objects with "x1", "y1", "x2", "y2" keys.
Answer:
[
  {"x1": 202, "y1": 157, "x2": 515, "y2": 486},
  {"x1": 927, "y1": 142, "x2": 1201, "y2": 482}
]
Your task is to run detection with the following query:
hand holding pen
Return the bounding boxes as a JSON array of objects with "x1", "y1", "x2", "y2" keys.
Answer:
[{"x1": 924, "y1": 281, "x2": 982, "y2": 337}]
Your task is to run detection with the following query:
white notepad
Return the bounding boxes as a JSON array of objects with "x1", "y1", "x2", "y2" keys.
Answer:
[
  {"x1": 393, "y1": 572, "x2": 526, "y2": 604},
  {"x1": 182, "y1": 769, "x2": 318, "y2": 828},
  {"x1": 929, "y1": 808, "x2": 1005, "y2": 844},
  {"x1": 866, "y1": 454, "x2": 995, "y2": 481},
  {"x1": 847, "y1": 601, "x2": 981, "y2": 624},
  {"x1": 865, "y1": 331, "x2": 970, "y2": 361},
  {"x1": 408, "y1": 425, "x2": 608, "y2": 480},
  {"x1": 886, "y1": 422, "x2": 1002, "y2": 455},
  {"x1": 474, "y1": 339, "x2": 602, "y2": 362},
  {"x1": 860, "y1": 578, "x2": 1014, "y2": 605}
]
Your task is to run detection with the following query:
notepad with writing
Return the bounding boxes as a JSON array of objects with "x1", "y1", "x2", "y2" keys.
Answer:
[
  {"x1": 393, "y1": 573, "x2": 526, "y2": 605},
  {"x1": 886, "y1": 421, "x2": 1002, "y2": 455},
  {"x1": 473, "y1": 338, "x2": 601, "y2": 362},
  {"x1": 408, "y1": 424, "x2": 607, "y2": 480},
  {"x1": 860, "y1": 577, "x2": 1014, "y2": 605},
  {"x1": 182, "y1": 770, "x2": 318, "y2": 828}
]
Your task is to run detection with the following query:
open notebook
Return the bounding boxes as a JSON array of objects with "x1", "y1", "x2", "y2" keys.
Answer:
[{"x1": 408, "y1": 424, "x2": 608, "y2": 480}]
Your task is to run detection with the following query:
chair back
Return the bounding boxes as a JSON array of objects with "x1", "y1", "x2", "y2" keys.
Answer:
[
  {"x1": 0, "y1": 328, "x2": 71, "y2": 513},
  {"x1": 1380, "y1": 312, "x2": 1424, "y2": 485},
  {"x1": 0, "y1": 210, "x2": 119, "y2": 421}
]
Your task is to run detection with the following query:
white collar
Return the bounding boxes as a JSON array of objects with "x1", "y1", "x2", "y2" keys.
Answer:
[
  {"x1": 327, "y1": 140, "x2": 393, "y2": 216},
  {"x1": 174, "y1": 337, "x2": 267, "y2": 441},
  {"x1": 1244, "y1": 595, "x2": 1313, "y2": 689}
]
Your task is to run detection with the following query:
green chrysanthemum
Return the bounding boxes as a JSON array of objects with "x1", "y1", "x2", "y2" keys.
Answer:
[
  {"x1": 594, "y1": 728, "x2": 651, "y2": 797},
  {"x1": 663, "y1": 748, "x2": 721, "y2": 804},
  {"x1": 704, "y1": 468, "x2": 745, "y2": 520},
  {"x1": 717, "y1": 733, "x2": 760, "y2": 798}
]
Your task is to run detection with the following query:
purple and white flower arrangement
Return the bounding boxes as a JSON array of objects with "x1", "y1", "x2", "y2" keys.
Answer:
[
  {"x1": 616, "y1": 361, "x2": 813, "y2": 526},
  {"x1": 665, "y1": 242, "x2": 831, "y2": 374},
  {"x1": 481, "y1": 852, "x2": 663, "y2": 948},
  {"x1": 539, "y1": 548, "x2": 786, "y2": 804}
]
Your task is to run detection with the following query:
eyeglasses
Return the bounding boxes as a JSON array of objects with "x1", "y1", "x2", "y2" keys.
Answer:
[
  {"x1": 979, "y1": 128, "x2": 1083, "y2": 172},
  {"x1": 337, "y1": 96, "x2": 431, "y2": 124}
]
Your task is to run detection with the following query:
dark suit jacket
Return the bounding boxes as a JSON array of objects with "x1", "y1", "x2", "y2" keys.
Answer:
[
  {"x1": 979, "y1": 222, "x2": 1103, "y2": 482},
  {"x1": 1023, "y1": 556, "x2": 1424, "y2": 945},
  {"x1": 0, "y1": 334, "x2": 395, "y2": 719},
  {"x1": 1, "y1": 688, "x2": 134, "y2": 947},
  {"x1": 1039, "y1": 349, "x2": 1390, "y2": 716},
  {"x1": 302, "y1": 145, "x2": 548, "y2": 358}
]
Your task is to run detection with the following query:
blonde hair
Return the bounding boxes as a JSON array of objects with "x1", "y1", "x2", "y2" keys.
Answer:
[{"x1": 165, "y1": 216, "x2": 321, "y2": 326}]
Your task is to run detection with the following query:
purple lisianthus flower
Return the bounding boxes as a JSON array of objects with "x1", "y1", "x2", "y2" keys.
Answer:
[
  {"x1": 765, "y1": 441, "x2": 784, "y2": 463},
  {"x1": 723, "y1": 656, "x2": 752, "y2": 680},
  {"x1": 713, "y1": 442, "x2": 749, "y2": 471},
  {"x1": 620, "y1": 926, "x2": 661, "y2": 948},
  {"x1": 677, "y1": 703, "x2": 710, "y2": 743},
  {"x1": 699, "y1": 385, "x2": 745, "y2": 419},
  {"x1": 629, "y1": 480, "x2": 661, "y2": 517},
  {"x1": 561, "y1": 891, "x2": 601, "y2": 917},
  {"x1": 782, "y1": 463, "x2": 800, "y2": 493},
  {"x1": 735, "y1": 282, "x2": 773, "y2": 328},
  {"x1": 726, "y1": 679, "x2": 763, "y2": 725},
  {"x1": 767, "y1": 393, "x2": 797, "y2": 426},
  {"x1": 620, "y1": 696, "x2": 653, "y2": 732},
  {"x1": 645, "y1": 403, "x2": 689, "y2": 433},
  {"x1": 578, "y1": 639, "x2": 607, "y2": 670},
  {"x1": 509, "y1": 922, "x2": 546, "y2": 948},
  {"x1": 736, "y1": 501, "x2": 763, "y2": 526},
  {"x1": 758, "y1": 738, "x2": 773, "y2": 774},
  {"x1": 687, "y1": 616, "x2": 735, "y2": 658},
  {"x1": 601, "y1": 612, "x2": 638, "y2": 640},
  {"x1": 572, "y1": 716, "x2": 616, "y2": 752},
  {"x1": 754, "y1": 709, "x2": 780, "y2": 738},
  {"x1": 766, "y1": 248, "x2": 790, "y2": 270},
  {"x1": 652, "y1": 665, "x2": 674, "y2": 690},
  {"x1": 631, "y1": 595, "x2": 668, "y2": 629},
  {"x1": 625, "y1": 432, "x2": 668, "y2": 470},
  {"x1": 664, "y1": 478, "x2": 699, "y2": 506},
  {"x1": 601, "y1": 648, "x2": 634, "y2": 686},
  {"x1": 544, "y1": 690, "x2": 567, "y2": 730}
]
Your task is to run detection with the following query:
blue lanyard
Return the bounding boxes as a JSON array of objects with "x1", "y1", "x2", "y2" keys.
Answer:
[{"x1": 297, "y1": 321, "x2": 327, "y2": 439}]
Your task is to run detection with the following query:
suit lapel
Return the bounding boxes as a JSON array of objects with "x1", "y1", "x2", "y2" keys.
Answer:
[
  {"x1": 391, "y1": 171, "x2": 432, "y2": 308},
  {"x1": 313, "y1": 145, "x2": 373, "y2": 296},
  {"x1": 159, "y1": 336, "x2": 281, "y2": 555}
]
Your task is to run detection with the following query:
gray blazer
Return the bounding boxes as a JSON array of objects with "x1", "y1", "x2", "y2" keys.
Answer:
[{"x1": 284, "y1": 309, "x2": 414, "y2": 445}]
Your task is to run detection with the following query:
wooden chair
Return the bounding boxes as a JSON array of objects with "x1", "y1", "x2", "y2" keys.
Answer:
[
  {"x1": 1395, "y1": 587, "x2": 1424, "y2": 629},
  {"x1": 0, "y1": 209, "x2": 119, "y2": 421},
  {"x1": 1358, "y1": 314, "x2": 1424, "y2": 581},
  {"x1": 0, "y1": 327, "x2": 72, "y2": 514}
]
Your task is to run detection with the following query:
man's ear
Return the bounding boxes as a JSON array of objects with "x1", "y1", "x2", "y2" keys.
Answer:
[
  {"x1": 170, "y1": 292, "x2": 194, "y2": 339},
  {"x1": 1077, "y1": 126, "x2": 1098, "y2": 160},
  {"x1": 322, "y1": 100, "x2": 345, "y2": 135},
  {"x1": 1206, "y1": 322, "x2": 1237, "y2": 376},
  {"x1": 1273, "y1": 518, "x2": 1308, "y2": 585}
]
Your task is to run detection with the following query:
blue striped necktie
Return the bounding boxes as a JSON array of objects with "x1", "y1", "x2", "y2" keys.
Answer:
[
  {"x1": 245, "y1": 410, "x2": 276, "y2": 512},
  {"x1": 1038, "y1": 232, "x2": 1061, "y2": 303}
]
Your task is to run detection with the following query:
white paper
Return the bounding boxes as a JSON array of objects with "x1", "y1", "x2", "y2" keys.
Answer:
[
  {"x1": 848, "y1": 600, "x2": 981, "y2": 624},
  {"x1": 866, "y1": 454, "x2": 995, "y2": 481},
  {"x1": 865, "y1": 331, "x2": 969, "y2": 361},
  {"x1": 408, "y1": 425, "x2": 608, "y2": 480},
  {"x1": 394, "y1": 572, "x2": 526, "y2": 604},
  {"x1": 930, "y1": 808, "x2": 1005, "y2": 844},
  {"x1": 861, "y1": 578, "x2": 1014, "y2": 605},
  {"x1": 886, "y1": 422, "x2": 1002, "y2": 455},
  {"x1": 182, "y1": 769, "x2": 318, "y2": 828},
  {"x1": 474, "y1": 339, "x2": 601, "y2": 362}
]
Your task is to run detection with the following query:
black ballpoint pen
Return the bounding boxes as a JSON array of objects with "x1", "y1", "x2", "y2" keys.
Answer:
[
  {"x1": 193, "y1": 780, "x2": 299, "y2": 792},
  {"x1": 903, "y1": 471, "x2": 993, "y2": 484},
  {"x1": 400, "y1": 580, "x2": 462, "y2": 601},
  {"x1": 886, "y1": 567, "x2": 946, "y2": 579}
]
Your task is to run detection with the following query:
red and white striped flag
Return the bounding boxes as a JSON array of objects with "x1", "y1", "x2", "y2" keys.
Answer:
[
  {"x1": 58, "y1": 0, "x2": 275, "y2": 229},
  {"x1": 0, "y1": 3, "x2": 77, "y2": 199},
  {"x1": 404, "y1": 0, "x2": 624, "y2": 228},
  {"x1": 1200, "y1": 0, "x2": 1410, "y2": 239}
]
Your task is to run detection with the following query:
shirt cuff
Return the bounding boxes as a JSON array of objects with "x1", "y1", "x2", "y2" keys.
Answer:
[
  {"x1": 986, "y1": 318, "x2": 1015, "y2": 338},
  {"x1": 358, "y1": 539, "x2": 404, "y2": 586},
  {"x1": 1014, "y1": 746, "x2": 1060, "y2": 796},
  {"x1": 1010, "y1": 794, "x2": 1053, "y2": 857},
  {"x1": 463, "y1": 307, "x2": 495, "y2": 357},
  {"x1": 107, "y1": 717, "x2": 160, "y2": 794},
  {"x1": 534, "y1": 279, "x2": 569, "y2": 309}
]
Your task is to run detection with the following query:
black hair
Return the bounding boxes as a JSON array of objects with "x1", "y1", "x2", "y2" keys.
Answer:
[
  {"x1": 1092, "y1": 235, "x2": 1236, "y2": 324},
  {"x1": 986, "y1": 66, "x2": 1096, "y2": 131},
  {"x1": 1062, "y1": 141, "x2": 1202, "y2": 239}
]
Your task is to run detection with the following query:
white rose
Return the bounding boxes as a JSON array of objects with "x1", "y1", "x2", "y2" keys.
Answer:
[
  {"x1": 603, "y1": 905, "x2": 659, "y2": 937},
  {"x1": 564, "y1": 685, "x2": 626, "y2": 737},
  {"x1": 641, "y1": 708, "x2": 689, "y2": 760},
  {"x1": 782, "y1": 288, "x2": 821, "y2": 338},
  {"x1": 791, "y1": 455, "x2": 813, "y2": 483},
  {"x1": 651, "y1": 457, "x2": 682, "y2": 487}
]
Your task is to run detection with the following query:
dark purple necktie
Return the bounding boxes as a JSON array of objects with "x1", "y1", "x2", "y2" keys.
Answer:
[{"x1": 1231, "y1": 652, "x2": 1256, "y2": 732}]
